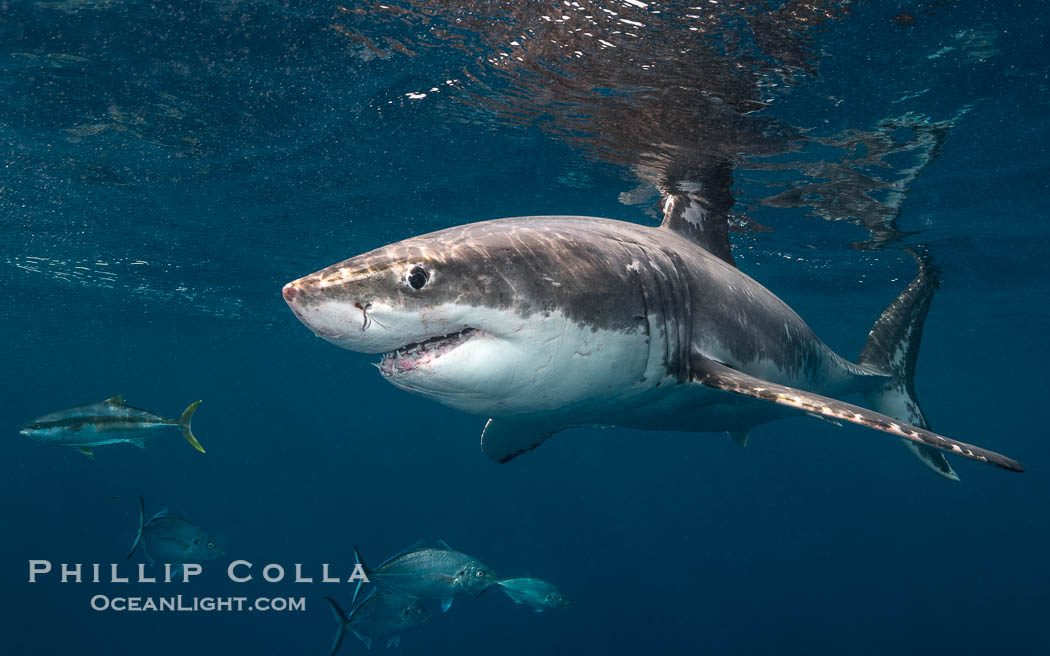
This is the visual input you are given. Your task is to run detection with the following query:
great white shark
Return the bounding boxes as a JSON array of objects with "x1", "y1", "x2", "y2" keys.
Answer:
[{"x1": 281, "y1": 209, "x2": 1022, "y2": 480}]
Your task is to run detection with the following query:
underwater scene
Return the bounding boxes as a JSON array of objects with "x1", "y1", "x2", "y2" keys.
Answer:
[{"x1": 3, "y1": 1, "x2": 1048, "y2": 654}]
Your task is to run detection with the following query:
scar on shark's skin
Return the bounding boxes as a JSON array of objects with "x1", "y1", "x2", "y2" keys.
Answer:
[
  {"x1": 283, "y1": 214, "x2": 1022, "y2": 480},
  {"x1": 354, "y1": 302, "x2": 386, "y2": 331}
]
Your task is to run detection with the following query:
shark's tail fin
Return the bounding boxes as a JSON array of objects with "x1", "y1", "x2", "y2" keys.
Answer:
[
  {"x1": 858, "y1": 249, "x2": 957, "y2": 480},
  {"x1": 324, "y1": 597, "x2": 350, "y2": 656},
  {"x1": 127, "y1": 495, "x2": 145, "y2": 559},
  {"x1": 177, "y1": 401, "x2": 206, "y2": 454}
]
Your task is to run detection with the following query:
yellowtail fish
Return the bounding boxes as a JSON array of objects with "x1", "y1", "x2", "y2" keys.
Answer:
[{"x1": 20, "y1": 395, "x2": 205, "y2": 458}]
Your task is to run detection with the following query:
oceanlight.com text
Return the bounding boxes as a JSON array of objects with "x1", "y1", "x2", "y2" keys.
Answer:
[{"x1": 90, "y1": 595, "x2": 306, "y2": 612}]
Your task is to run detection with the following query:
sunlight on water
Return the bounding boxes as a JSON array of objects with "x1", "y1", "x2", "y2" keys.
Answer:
[{"x1": 8, "y1": 254, "x2": 246, "y2": 318}]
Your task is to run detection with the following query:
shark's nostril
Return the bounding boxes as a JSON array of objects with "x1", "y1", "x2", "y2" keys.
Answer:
[{"x1": 282, "y1": 283, "x2": 299, "y2": 303}]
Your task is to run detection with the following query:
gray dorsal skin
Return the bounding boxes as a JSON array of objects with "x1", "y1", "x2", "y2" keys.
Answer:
[{"x1": 282, "y1": 215, "x2": 1023, "y2": 480}]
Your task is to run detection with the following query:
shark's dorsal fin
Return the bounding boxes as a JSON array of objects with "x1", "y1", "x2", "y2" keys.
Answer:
[
  {"x1": 658, "y1": 162, "x2": 736, "y2": 267},
  {"x1": 481, "y1": 418, "x2": 562, "y2": 464},
  {"x1": 690, "y1": 355, "x2": 1023, "y2": 474},
  {"x1": 103, "y1": 394, "x2": 125, "y2": 406}
]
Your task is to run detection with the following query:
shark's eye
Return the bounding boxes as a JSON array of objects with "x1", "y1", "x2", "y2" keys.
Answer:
[
  {"x1": 207, "y1": 542, "x2": 215, "y2": 549},
  {"x1": 475, "y1": 570, "x2": 485, "y2": 577},
  {"x1": 407, "y1": 266, "x2": 429, "y2": 290}
]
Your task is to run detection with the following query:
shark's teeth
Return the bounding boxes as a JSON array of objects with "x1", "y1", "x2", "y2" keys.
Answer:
[{"x1": 379, "y1": 328, "x2": 478, "y2": 376}]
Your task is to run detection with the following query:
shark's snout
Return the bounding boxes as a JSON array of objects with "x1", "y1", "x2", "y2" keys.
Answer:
[
  {"x1": 282, "y1": 276, "x2": 328, "y2": 316},
  {"x1": 281, "y1": 282, "x2": 298, "y2": 304},
  {"x1": 282, "y1": 281, "x2": 308, "y2": 323},
  {"x1": 282, "y1": 274, "x2": 380, "y2": 346},
  {"x1": 282, "y1": 273, "x2": 338, "y2": 307}
]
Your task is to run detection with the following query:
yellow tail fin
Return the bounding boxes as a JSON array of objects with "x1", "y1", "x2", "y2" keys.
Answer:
[{"x1": 177, "y1": 400, "x2": 205, "y2": 454}]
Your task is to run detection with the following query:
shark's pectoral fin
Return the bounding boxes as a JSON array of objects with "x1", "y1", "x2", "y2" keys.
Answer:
[
  {"x1": 74, "y1": 446, "x2": 95, "y2": 459},
  {"x1": 481, "y1": 418, "x2": 562, "y2": 464},
  {"x1": 690, "y1": 356, "x2": 1023, "y2": 474}
]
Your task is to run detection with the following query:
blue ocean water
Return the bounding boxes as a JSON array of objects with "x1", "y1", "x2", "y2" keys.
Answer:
[{"x1": 2, "y1": 1, "x2": 1048, "y2": 654}]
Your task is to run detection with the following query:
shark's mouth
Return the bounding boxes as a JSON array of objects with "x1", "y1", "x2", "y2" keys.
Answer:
[{"x1": 378, "y1": 328, "x2": 479, "y2": 376}]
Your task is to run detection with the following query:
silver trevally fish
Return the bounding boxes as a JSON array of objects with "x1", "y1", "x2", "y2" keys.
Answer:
[
  {"x1": 325, "y1": 593, "x2": 430, "y2": 653},
  {"x1": 20, "y1": 395, "x2": 205, "y2": 458},
  {"x1": 354, "y1": 541, "x2": 497, "y2": 613},
  {"x1": 126, "y1": 496, "x2": 225, "y2": 576},
  {"x1": 496, "y1": 577, "x2": 572, "y2": 612}
]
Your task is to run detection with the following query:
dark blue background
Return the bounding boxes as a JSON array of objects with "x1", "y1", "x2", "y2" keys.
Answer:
[{"x1": 2, "y1": 1, "x2": 1047, "y2": 654}]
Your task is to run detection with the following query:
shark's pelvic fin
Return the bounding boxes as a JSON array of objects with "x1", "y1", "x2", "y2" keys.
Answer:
[
  {"x1": 690, "y1": 355, "x2": 1023, "y2": 474},
  {"x1": 481, "y1": 418, "x2": 561, "y2": 464},
  {"x1": 74, "y1": 446, "x2": 95, "y2": 459},
  {"x1": 859, "y1": 248, "x2": 958, "y2": 480},
  {"x1": 727, "y1": 430, "x2": 750, "y2": 448}
]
